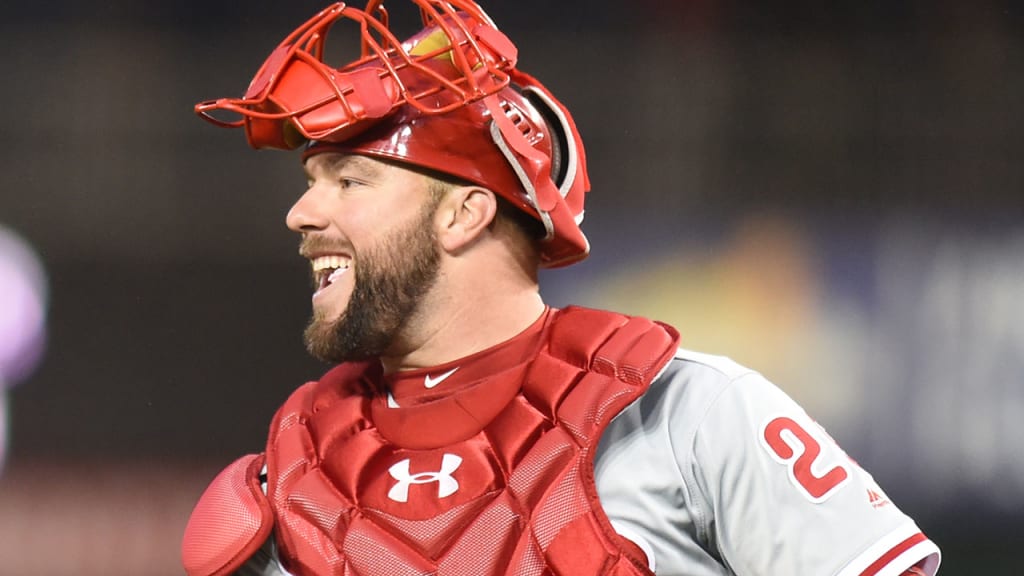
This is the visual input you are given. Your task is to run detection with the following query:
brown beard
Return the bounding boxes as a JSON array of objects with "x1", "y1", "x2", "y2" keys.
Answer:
[{"x1": 303, "y1": 202, "x2": 442, "y2": 368}]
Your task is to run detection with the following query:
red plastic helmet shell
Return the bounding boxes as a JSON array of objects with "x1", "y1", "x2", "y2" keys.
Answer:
[{"x1": 196, "y1": 1, "x2": 590, "y2": 267}]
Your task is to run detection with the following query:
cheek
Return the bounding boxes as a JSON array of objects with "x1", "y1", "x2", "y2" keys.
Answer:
[
  {"x1": 349, "y1": 210, "x2": 421, "y2": 249},
  {"x1": 339, "y1": 202, "x2": 398, "y2": 240}
]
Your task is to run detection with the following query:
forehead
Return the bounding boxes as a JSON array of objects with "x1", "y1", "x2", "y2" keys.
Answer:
[{"x1": 303, "y1": 152, "x2": 387, "y2": 178}]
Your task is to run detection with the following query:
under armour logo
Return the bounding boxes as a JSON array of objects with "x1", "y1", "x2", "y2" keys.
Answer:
[{"x1": 387, "y1": 453, "x2": 463, "y2": 503}]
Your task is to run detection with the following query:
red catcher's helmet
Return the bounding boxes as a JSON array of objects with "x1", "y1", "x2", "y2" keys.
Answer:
[{"x1": 195, "y1": 1, "x2": 590, "y2": 267}]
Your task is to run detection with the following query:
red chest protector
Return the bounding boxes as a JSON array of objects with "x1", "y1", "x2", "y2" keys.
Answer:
[{"x1": 270, "y1": 307, "x2": 677, "y2": 575}]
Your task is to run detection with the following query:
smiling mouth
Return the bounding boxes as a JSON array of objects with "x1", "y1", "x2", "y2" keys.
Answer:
[{"x1": 311, "y1": 255, "x2": 352, "y2": 292}]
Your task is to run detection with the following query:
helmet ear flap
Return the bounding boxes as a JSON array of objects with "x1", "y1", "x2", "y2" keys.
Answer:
[
  {"x1": 518, "y1": 82, "x2": 586, "y2": 206},
  {"x1": 523, "y1": 89, "x2": 568, "y2": 189},
  {"x1": 482, "y1": 77, "x2": 590, "y2": 267}
]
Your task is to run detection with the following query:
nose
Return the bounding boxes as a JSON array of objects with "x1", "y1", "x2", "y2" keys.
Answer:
[{"x1": 286, "y1": 187, "x2": 330, "y2": 233}]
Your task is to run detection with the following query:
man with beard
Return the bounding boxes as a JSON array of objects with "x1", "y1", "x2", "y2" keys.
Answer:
[{"x1": 182, "y1": 2, "x2": 941, "y2": 575}]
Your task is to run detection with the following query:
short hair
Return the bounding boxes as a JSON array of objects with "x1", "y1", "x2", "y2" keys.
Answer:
[{"x1": 493, "y1": 195, "x2": 546, "y2": 243}]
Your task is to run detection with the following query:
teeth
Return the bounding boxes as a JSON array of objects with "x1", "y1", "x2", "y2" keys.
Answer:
[
  {"x1": 327, "y1": 268, "x2": 347, "y2": 283},
  {"x1": 311, "y1": 255, "x2": 351, "y2": 272}
]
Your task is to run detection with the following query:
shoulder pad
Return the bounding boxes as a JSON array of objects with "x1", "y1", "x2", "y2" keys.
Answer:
[{"x1": 182, "y1": 454, "x2": 274, "y2": 576}]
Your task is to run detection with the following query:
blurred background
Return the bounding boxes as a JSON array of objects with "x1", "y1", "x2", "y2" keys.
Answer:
[{"x1": 1, "y1": 0, "x2": 1021, "y2": 573}]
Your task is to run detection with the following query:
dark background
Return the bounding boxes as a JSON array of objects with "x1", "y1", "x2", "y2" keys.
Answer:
[{"x1": 1, "y1": 1, "x2": 1021, "y2": 573}]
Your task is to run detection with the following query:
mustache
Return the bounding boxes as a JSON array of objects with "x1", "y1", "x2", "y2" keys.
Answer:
[{"x1": 298, "y1": 235, "x2": 353, "y2": 259}]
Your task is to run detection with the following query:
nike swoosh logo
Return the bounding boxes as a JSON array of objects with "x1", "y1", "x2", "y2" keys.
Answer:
[{"x1": 424, "y1": 367, "x2": 459, "y2": 389}]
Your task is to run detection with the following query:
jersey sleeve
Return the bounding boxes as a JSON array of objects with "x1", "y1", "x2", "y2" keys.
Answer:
[{"x1": 686, "y1": 361, "x2": 941, "y2": 576}]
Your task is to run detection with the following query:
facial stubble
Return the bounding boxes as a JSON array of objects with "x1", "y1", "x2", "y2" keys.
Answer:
[{"x1": 303, "y1": 203, "x2": 442, "y2": 364}]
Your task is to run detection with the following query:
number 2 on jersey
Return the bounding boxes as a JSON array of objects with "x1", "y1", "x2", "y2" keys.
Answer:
[{"x1": 760, "y1": 416, "x2": 850, "y2": 503}]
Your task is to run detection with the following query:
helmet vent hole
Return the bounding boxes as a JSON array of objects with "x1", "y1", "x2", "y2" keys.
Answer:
[{"x1": 500, "y1": 100, "x2": 532, "y2": 137}]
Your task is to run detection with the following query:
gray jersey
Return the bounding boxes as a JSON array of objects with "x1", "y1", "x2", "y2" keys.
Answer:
[{"x1": 595, "y1": 348, "x2": 941, "y2": 575}]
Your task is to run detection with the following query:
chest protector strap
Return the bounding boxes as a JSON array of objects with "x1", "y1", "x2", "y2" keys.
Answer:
[{"x1": 265, "y1": 306, "x2": 679, "y2": 575}]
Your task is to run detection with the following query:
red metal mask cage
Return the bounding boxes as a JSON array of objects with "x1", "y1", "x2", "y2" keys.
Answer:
[{"x1": 194, "y1": 0, "x2": 518, "y2": 149}]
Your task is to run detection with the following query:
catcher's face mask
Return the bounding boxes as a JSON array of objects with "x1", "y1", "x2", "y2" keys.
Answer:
[{"x1": 195, "y1": 0, "x2": 517, "y2": 149}]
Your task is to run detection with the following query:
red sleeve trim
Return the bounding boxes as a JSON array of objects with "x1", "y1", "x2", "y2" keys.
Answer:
[{"x1": 859, "y1": 532, "x2": 928, "y2": 576}]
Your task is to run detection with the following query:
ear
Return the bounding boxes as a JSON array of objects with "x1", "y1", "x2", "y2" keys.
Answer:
[{"x1": 435, "y1": 186, "x2": 498, "y2": 255}]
